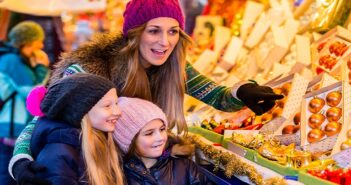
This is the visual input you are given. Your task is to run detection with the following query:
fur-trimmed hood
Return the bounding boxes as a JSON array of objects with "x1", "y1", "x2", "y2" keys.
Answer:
[{"x1": 50, "y1": 33, "x2": 129, "y2": 92}]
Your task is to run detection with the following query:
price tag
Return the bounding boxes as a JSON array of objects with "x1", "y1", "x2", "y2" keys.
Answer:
[
  {"x1": 223, "y1": 130, "x2": 259, "y2": 139},
  {"x1": 227, "y1": 142, "x2": 247, "y2": 157},
  {"x1": 302, "y1": 135, "x2": 338, "y2": 153},
  {"x1": 259, "y1": 116, "x2": 286, "y2": 134},
  {"x1": 332, "y1": 148, "x2": 351, "y2": 168}
]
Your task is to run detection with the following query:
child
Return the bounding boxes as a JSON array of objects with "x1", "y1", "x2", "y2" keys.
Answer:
[
  {"x1": 25, "y1": 73, "x2": 125, "y2": 185},
  {"x1": 113, "y1": 97, "x2": 211, "y2": 184}
]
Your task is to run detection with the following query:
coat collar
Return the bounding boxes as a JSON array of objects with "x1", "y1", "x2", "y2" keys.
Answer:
[
  {"x1": 50, "y1": 33, "x2": 129, "y2": 90},
  {"x1": 124, "y1": 151, "x2": 172, "y2": 184}
]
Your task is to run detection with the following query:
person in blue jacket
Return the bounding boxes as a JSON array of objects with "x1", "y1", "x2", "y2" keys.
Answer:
[
  {"x1": 0, "y1": 21, "x2": 49, "y2": 185},
  {"x1": 26, "y1": 73, "x2": 125, "y2": 185},
  {"x1": 114, "y1": 97, "x2": 212, "y2": 185}
]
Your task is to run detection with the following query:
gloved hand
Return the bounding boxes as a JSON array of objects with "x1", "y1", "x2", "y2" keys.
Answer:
[
  {"x1": 237, "y1": 82, "x2": 284, "y2": 115},
  {"x1": 12, "y1": 158, "x2": 51, "y2": 185},
  {"x1": 167, "y1": 132, "x2": 195, "y2": 158}
]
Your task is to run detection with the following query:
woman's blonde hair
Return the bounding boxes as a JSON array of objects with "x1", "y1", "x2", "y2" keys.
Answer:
[
  {"x1": 120, "y1": 24, "x2": 192, "y2": 134},
  {"x1": 81, "y1": 116, "x2": 125, "y2": 185}
]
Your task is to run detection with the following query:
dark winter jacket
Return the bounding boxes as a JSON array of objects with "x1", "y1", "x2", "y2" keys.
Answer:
[
  {"x1": 30, "y1": 117, "x2": 87, "y2": 185},
  {"x1": 124, "y1": 154, "x2": 212, "y2": 185}
]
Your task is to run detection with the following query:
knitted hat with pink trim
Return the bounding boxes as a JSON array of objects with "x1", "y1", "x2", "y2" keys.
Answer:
[
  {"x1": 39, "y1": 74, "x2": 115, "y2": 127},
  {"x1": 122, "y1": 0, "x2": 184, "y2": 37},
  {"x1": 113, "y1": 97, "x2": 168, "y2": 153}
]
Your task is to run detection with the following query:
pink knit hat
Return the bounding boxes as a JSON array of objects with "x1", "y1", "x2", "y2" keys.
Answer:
[
  {"x1": 123, "y1": 0, "x2": 185, "y2": 37},
  {"x1": 113, "y1": 97, "x2": 168, "y2": 153}
]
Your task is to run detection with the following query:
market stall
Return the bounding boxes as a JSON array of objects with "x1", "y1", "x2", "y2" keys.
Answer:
[{"x1": 185, "y1": 0, "x2": 351, "y2": 184}]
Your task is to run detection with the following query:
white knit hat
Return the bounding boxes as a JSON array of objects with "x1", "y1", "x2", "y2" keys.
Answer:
[{"x1": 113, "y1": 97, "x2": 168, "y2": 153}]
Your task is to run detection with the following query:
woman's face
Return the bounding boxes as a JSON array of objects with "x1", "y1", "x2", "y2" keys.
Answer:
[
  {"x1": 136, "y1": 119, "x2": 167, "y2": 159},
  {"x1": 21, "y1": 40, "x2": 44, "y2": 58},
  {"x1": 139, "y1": 17, "x2": 180, "y2": 68},
  {"x1": 87, "y1": 88, "x2": 121, "y2": 132}
]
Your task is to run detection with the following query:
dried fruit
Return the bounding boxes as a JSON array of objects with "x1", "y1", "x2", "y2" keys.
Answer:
[
  {"x1": 326, "y1": 91, "x2": 342, "y2": 107},
  {"x1": 272, "y1": 108, "x2": 282, "y2": 118},
  {"x1": 326, "y1": 107, "x2": 342, "y2": 122},
  {"x1": 293, "y1": 112, "x2": 301, "y2": 125},
  {"x1": 324, "y1": 121, "x2": 341, "y2": 137},
  {"x1": 308, "y1": 97, "x2": 325, "y2": 113},
  {"x1": 308, "y1": 113, "x2": 325, "y2": 129},
  {"x1": 307, "y1": 129, "x2": 325, "y2": 143},
  {"x1": 281, "y1": 83, "x2": 292, "y2": 96},
  {"x1": 282, "y1": 125, "x2": 295, "y2": 134}
]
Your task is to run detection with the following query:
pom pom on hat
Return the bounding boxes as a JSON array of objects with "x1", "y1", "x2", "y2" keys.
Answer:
[
  {"x1": 26, "y1": 86, "x2": 47, "y2": 117},
  {"x1": 40, "y1": 74, "x2": 116, "y2": 128}
]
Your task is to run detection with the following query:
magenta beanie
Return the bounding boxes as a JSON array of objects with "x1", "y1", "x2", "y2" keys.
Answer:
[
  {"x1": 123, "y1": 0, "x2": 185, "y2": 37},
  {"x1": 113, "y1": 97, "x2": 168, "y2": 153}
]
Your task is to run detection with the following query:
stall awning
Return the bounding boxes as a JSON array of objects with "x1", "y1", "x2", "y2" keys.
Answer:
[{"x1": 0, "y1": 0, "x2": 106, "y2": 16}]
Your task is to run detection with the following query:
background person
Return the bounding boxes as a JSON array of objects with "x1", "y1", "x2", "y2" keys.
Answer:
[{"x1": 0, "y1": 21, "x2": 49, "y2": 185}]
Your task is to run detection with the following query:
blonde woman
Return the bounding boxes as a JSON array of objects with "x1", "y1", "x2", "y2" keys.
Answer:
[
  {"x1": 24, "y1": 74, "x2": 124, "y2": 185},
  {"x1": 10, "y1": 0, "x2": 282, "y2": 184}
]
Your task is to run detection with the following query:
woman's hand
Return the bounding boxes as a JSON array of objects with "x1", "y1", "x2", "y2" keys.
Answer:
[
  {"x1": 31, "y1": 50, "x2": 50, "y2": 67},
  {"x1": 12, "y1": 159, "x2": 52, "y2": 185},
  {"x1": 236, "y1": 82, "x2": 284, "y2": 115}
]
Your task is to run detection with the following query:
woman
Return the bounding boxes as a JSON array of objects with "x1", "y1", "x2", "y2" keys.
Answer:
[
  {"x1": 10, "y1": 0, "x2": 282, "y2": 184},
  {"x1": 0, "y1": 21, "x2": 49, "y2": 185}
]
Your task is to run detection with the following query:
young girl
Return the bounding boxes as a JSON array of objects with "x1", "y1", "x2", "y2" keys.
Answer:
[
  {"x1": 25, "y1": 73, "x2": 124, "y2": 185},
  {"x1": 113, "y1": 97, "x2": 211, "y2": 185}
]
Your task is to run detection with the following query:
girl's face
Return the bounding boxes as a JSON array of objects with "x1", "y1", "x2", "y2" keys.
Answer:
[
  {"x1": 139, "y1": 17, "x2": 180, "y2": 68},
  {"x1": 136, "y1": 119, "x2": 167, "y2": 159},
  {"x1": 87, "y1": 88, "x2": 121, "y2": 132}
]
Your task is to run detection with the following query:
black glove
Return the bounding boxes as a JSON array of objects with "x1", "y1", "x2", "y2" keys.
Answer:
[
  {"x1": 237, "y1": 82, "x2": 284, "y2": 115},
  {"x1": 12, "y1": 158, "x2": 52, "y2": 185}
]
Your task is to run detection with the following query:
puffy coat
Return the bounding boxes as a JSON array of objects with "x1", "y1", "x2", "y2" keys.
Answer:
[
  {"x1": 30, "y1": 117, "x2": 87, "y2": 185},
  {"x1": 124, "y1": 154, "x2": 213, "y2": 185}
]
